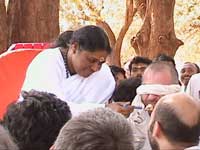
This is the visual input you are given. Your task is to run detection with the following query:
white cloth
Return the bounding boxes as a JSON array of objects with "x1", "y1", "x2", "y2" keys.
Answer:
[
  {"x1": 128, "y1": 84, "x2": 181, "y2": 150},
  {"x1": 137, "y1": 84, "x2": 181, "y2": 95},
  {"x1": 186, "y1": 73, "x2": 200, "y2": 100},
  {"x1": 21, "y1": 48, "x2": 115, "y2": 116},
  {"x1": 185, "y1": 146, "x2": 200, "y2": 150}
]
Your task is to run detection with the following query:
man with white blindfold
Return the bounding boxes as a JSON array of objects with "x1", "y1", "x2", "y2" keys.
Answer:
[{"x1": 128, "y1": 61, "x2": 181, "y2": 150}]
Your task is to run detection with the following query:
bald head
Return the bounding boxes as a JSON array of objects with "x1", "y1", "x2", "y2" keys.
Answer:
[
  {"x1": 152, "y1": 93, "x2": 200, "y2": 145},
  {"x1": 158, "y1": 93, "x2": 200, "y2": 126},
  {"x1": 143, "y1": 61, "x2": 179, "y2": 84}
]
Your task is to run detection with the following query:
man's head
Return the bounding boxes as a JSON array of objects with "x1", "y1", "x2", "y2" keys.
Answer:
[
  {"x1": 153, "y1": 53, "x2": 176, "y2": 67},
  {"x1": 110, "y1": 65, "x2": 126, "y2": 86},
  {"x1": 148, "y1": 93, "x2": 200, "y2": 150},
  {"x1": 129, "y1": 56, "x2": 152, "y2": 79},
  {"x1": 3, "y1": 90, "x2": 71, "y2": 150},
  {"x1": 68, "y1": 25, "x2": 111, "y2": 77},
  {"x1": 111, "y1": 77, "x2": 141, "y2": 103},
  {"x1": 180, "y1": 62, "x2": 200, "y2": 86},
  {"x1": 139, "y1": 61, "x2": 179, "y2": 108},
  {"x1": 53, "y1": 108, "x2": 134, "y2": 150}
]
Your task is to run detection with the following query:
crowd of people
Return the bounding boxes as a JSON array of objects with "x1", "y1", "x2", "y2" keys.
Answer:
[{"x1": 0, "y1": 25, "x2": 200, "y2": 150}]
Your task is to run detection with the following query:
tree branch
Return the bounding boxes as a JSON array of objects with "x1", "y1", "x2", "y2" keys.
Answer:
[{"x1": 113, "y1": 0, "x2": 137, "y2": 67}]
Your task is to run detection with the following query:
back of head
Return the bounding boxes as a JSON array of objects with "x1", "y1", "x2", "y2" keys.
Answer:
[
  {"x1": 0, "y1": 125, "x2": 18, "y2": 150},
  {"x1": 3, "y1": 90, "x2": 71, "y2": 150},
  {"x1": 153, "y1": 93, "x2": 200, "y2": 147},
  {"x1": 111, "y1": 77, "x2": 141, "y2": 103},
  {"x1": 51, "y1": 30, "x2": 73, "y2": 48},
  {"x1": 193, "y1": 63, "x2": 200, "y2": 73},
  {"x1": 153, "y1": 53, "x2": 176, "y2": 67},
  {"x1": 109, "y1": 65, "x2": 126, "y2": 78},
  {"x1": 54, "y1": 108, "x2": 134, "y2": 150},
  {"x1": 70, "y1": 25, "x2": 111, "y2": 53}
]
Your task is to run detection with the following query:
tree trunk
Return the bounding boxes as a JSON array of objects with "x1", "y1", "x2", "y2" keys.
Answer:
[
  {"x1": 134, "y1": 0, "x2": 146, "y2": 20},
  {"x1": 0, "y1": 0, "x2": 8, "y2": 53},
  {"x1": 7, "y1": 0, "x2": 60, "y2": 47},
  {"x1": 98, "y1": 0, "x2": 136, "y2": 67},
  {"x1": 96, "y1": 20, "x2": 116, "y2": 66},
  {"x1": 113, "y1": 0, "x2": 137, "y2": 67},
  {"x1": 131, "y1": 0, "x2": 183, "y2": 59}
]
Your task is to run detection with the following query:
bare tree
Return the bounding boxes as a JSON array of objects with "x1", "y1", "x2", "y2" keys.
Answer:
[
  {"x1": 7, "y1": 0, "x2": 59, "y2": 46},
  {"x1": 0, "y1": 0, "x2": 59, "y2": 54},
  {"x1": 0, "y1": 0, "x2": 8, "y2": 53},
  {"x1": 97, "y1": 0, "x2": 136, "y2": 67},
  {"x1": 131, "y1": 0, "x2": 183, "y2": 59},
  {"x1": 68, "y1": 0, "x2": 137, "y2": 67}
]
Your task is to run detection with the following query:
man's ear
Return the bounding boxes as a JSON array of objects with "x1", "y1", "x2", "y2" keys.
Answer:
[
  {"x1": 70, "y1": 43, "x2": 78, "y2": 54},
  {"x1": 152, "y1": 121, "x2": 162, "y2": 138},
  {"x1": 49, "y1": 144, "x2": 55, "y2": 150}
]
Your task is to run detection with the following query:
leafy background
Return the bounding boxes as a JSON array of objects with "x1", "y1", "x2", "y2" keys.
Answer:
[{"x1": 59, "y1": 0, "x2": 200, "y2": 66}]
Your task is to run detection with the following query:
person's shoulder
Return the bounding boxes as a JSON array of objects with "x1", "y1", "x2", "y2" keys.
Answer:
[
  {"x1": 98, "y1": 63, "x2": 110, "y2": 73},
  {"x1": 34, "y1": 48, "x2": 61, "y2": 61},
  {"x1": 88, "y1": 63, "x2": 114, "y2": 80},
  {"x1": 185, "y1": 145, "x2": 200, "y2": 150},
  {"x1": 39, "y1": 47, "x2": 60, "y2": 56},
  {"x1": 192, "y1": 73, "x2": 200, "y2": 78},
  {"x1": 190, "y1": 73, "x2": 200, "y2": 82}
]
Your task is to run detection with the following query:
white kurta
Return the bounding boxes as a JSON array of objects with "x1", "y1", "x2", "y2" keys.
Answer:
[
  {"x1": 186, "y1": 73, "x2": 200, "y2": 100},
  {"x1": 21, "y1": 48, "x2": 115, "y2": 116}
]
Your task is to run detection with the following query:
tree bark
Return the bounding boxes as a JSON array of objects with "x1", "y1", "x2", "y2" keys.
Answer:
[
  {"x1": 96, "y1": 20, "x2": 116, "y2": 65},
  {"x1": 133, "y1": 0, "x2": 146, "y2": 20},
  {"x1": 7, "y1": 0, "x2": 60, "y2": 47},
  {"x1": 98, "y1": 0, "x2": 136, "y2": 67},
  {"x1": 113, "y1": 0, "x2": 137, "y2": 67},
  {"x1": 0, "y1": 0, "x2": 8, "y2": 53},
  {"x1": 96, "y1": 20, "x2": 116, "y2": 49},
  {"x1": 131, "y1": 0, "x2": 183, "y2": 59}
]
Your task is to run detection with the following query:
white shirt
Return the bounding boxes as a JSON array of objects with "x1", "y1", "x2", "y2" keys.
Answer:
[
  {"x1": 186, "y1": 73, "x2": 200, "y2": 100},
  {"x1": 21, "y1": 48, "x2": 115, "y2": 116},
  {"x1": 128, "y1": 95, "x2": 151, "y2": 150}
]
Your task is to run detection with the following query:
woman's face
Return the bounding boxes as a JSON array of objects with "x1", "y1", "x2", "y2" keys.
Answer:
[{"x1": 70, "y1": 46, "x2": 108, "y2": 77}]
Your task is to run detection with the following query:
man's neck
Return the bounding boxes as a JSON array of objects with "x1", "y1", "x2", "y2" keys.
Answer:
[{"x1": 159, "y1": 139, "x2": 188, "y2": 150}]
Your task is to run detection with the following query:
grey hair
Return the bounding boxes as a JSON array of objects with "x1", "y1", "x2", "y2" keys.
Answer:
[
  {"x1": 143, "y1": 61, "x2": 179, "y2": 84},
  {"x1": 0, "y1": 125, "x2": 18, "y2": 150},
  {"x1": 54, "y1": 108, "x2": 134, "y2": 150}
]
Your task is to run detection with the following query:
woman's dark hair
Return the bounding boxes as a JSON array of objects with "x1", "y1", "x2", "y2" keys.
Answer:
[
  {"x1": 51, "y1": 30, "x2": 73, "y2": 48},
  {"x1": 70, "y1": 25, "x2": 112, "y2": 53}
]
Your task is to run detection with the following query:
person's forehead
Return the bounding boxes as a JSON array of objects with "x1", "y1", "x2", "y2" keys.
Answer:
[
  {"x1": 132, "y1": 63, "x2": 148, "y2": 67},
  {"x1": 143, "y1": 70, "x2": 172, "y2": 84},
  {"x1": 182, "y1": 63, "x2": 196, "y2": 70}
]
